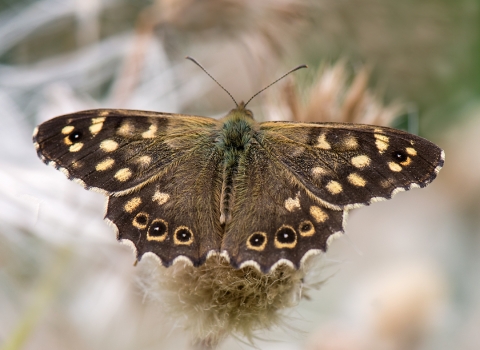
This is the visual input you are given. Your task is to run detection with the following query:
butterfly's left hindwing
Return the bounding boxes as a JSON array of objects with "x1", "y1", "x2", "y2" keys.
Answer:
[{"x1": 106, "y1": 145, "x2": 224, "y2": 266}]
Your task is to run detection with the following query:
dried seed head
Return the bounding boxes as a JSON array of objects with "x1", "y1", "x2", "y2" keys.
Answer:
[{"x1": 137, "y1": 254, "x2": 323, "y2": 347}]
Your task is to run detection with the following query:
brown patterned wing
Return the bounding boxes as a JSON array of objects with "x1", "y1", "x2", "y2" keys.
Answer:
[
  {"x1": 106, "y1": 145, "x2": 224, "y2": 266},
  {"x1": 33, "y1": 109, "x2": 219, "y2": 194},
  {"x1": 222, "y1": 139, "x2": 345, "y2": 273},
  {"x1": 34, "y1": 109, "x2": 224, "y2": 266},
  {"x1": 257, "y1": 122, "x2": 445, "y2": 210}
]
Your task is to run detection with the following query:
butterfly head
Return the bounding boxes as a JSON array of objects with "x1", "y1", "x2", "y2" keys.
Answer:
[{"x1": 227, "y1": 101, "x2": 254, "y2": 120}]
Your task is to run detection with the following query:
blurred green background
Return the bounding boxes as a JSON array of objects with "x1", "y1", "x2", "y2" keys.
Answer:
[{"x1": 1, "y1": 0, "x2": 479, "y2": 349}]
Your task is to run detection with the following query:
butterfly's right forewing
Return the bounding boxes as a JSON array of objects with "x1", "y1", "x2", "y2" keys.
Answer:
[
  {"x1": 34, "y1": 109, "x2": 219, "y2": 194},
  {"x1": 35, "y1": 109, "x2": 225, "y2": 266}
]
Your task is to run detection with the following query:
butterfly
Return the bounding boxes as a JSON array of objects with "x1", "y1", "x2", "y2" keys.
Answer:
[{"x1": 32, "y1": 62, "x2": 444, "y2": 273}]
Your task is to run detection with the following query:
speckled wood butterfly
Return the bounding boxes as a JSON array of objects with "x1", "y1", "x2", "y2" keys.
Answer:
[{"x1": 33, "y1": 64, "x2": 444, "y2": 273}]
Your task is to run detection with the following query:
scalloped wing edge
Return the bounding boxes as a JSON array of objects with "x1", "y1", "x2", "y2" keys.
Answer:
[
  {"x1": 344, "y1": 149, "x2": 445, "y2": 210},
  {"x1": 105, "y1": 215, "x2": 345, "y2": 274}
]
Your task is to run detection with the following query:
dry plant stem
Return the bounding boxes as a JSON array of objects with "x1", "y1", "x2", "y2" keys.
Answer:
[
  {"x1": 112, "y1": 8, "x2": 157, "y2": 106},
  {"x1": 284, "y1": 62, "x2": 403, "y2": 126}
]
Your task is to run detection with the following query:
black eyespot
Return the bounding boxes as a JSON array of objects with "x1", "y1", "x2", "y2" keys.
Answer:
[
  {"x1": 392, "y1": 150, "x2": 408, "y2": 162},
  {"x1": 176, "y1": 228, "x2": 192, "y2": 242},
  {"x1": 68, "y1": 131, "x2": 83, "y2": 143},
  {"x1": 148, "y1": 220, "x2": 167, "y2": 237},
  {"x1": 249, "y1": 233, "x2": 265, "y2": 247},
  {"x1": 135, "y1": 213, "x2": 148, "y2": 225},
  {"x1": 300, "y1": 222, "x2": 312, "y2": 232},
  {"x1": 276, "y1": 227, "x2": 296, "y2": 244}
]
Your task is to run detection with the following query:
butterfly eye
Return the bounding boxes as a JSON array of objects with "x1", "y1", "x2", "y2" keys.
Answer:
[
  {"x1": 68, "y1": 131, "x2": 83, "y2": 143},
  {"x1": 391, "y1": 150, "x2": 408, "y2": 162}
]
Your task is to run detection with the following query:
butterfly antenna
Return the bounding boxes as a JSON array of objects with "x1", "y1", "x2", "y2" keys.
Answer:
[
  {"x1": 244, "y1": 64, "x2": 308, "y2": 108},
  {"x1": 186, "y1": 56, "x2": 238, "y2": 108}
]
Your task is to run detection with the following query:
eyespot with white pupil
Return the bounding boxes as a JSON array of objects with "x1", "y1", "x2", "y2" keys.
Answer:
[
  {"x1": 149, "y1": 221, "x2": 167, "y2": 237},
  {"x1": 68, "y1": 131, "x2": 83, "y2": 143},
  {"x1": 274, "y1": 225, "x2": 297, "y2": 248},
  {"x1": 147, "y1": 219, "x2": 168, "y2": 241},
  {"x1": 392, "y1": 150, "x2": 408, "y2": 162},
  {"x1": 277, "y1": 227, "x2": 296, "y2": 243},
  {"x1": 246, "y1": 232, "x2": 267, "y2": 251},
  {"x1": 174, "y1": 226, "x2": 194, "y2": 245},
  {"x1": 249, "y1": 233, "x2": 265, "y2": 247}
]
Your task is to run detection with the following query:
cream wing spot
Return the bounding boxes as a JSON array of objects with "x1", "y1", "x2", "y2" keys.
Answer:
[
  {"x1": 100, "y1": 139, "x2": 119, "y2": 152},
  {"x1": 351, "y1": 155, "x2": 371, "y2": 168},
  {"x1": 343, "y1": 136, "x2": 358, "y2": 150},
  {"x1": 347, "y1": 173, "x2": 367, "y2": 187},
  {"x1": 69, "y1": 143, "x2": 83, "y2": 152},
  {"x1": 326, "y1": 180, "x2": 343, "y2": 194},
  {"x1": 310, "y1": 206, "x2": 328, "y2": 223},
  {"x1": 316, "y1": 133, "x2": 331, "y2": 150},
  {"x1": 115, "y1": 168, "x2": 132, "y2": 182},
  {"x1": 284, "y1": 194, "x2": 301, "y2": 212},
  {"x1": 96, "y1": 158, "x2": 115, "y2": 171},
  {"x1": 142, "y1": 124, "x2": 158, "y2": 138},
  {"x1": 152, "y1": 191, "x2": 170, "y2": 205},
  {"x1": 98, "y1": 111, "x2": 109, "y2": 117},
  {"x1": 89, "y1": 117, "x2": 105, "y2": 136},
  {"x1": 312, "y1": 166, "x2": 328, "y2": 178},
  {"x1": 400, "y1": 157, "x2": 412, "y2": 166},
  {"x1": 374, "y1": 133, "x2": 389, "y2": 153},
  {"x1": 124, "y1": 197, "x2": 142, "y2": 213},
  {"x1": 62, "y1": 126, "x2": 74, "y2": 134},
  {"x1": 406, "y1": 147, "x2": 417, "y2": 156},
  {"x1": 117, "y1": 122, "x2": 134, "y2": 136},
  {"x1": 388, "y1": 162, "x2": 403, "y2": 172},
  {"x1": 64, "y1": 136, "x2": 73, "y2": 146},
  {"x1": 137, "y1": 155, "x2": 151, "y2": 166}
]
